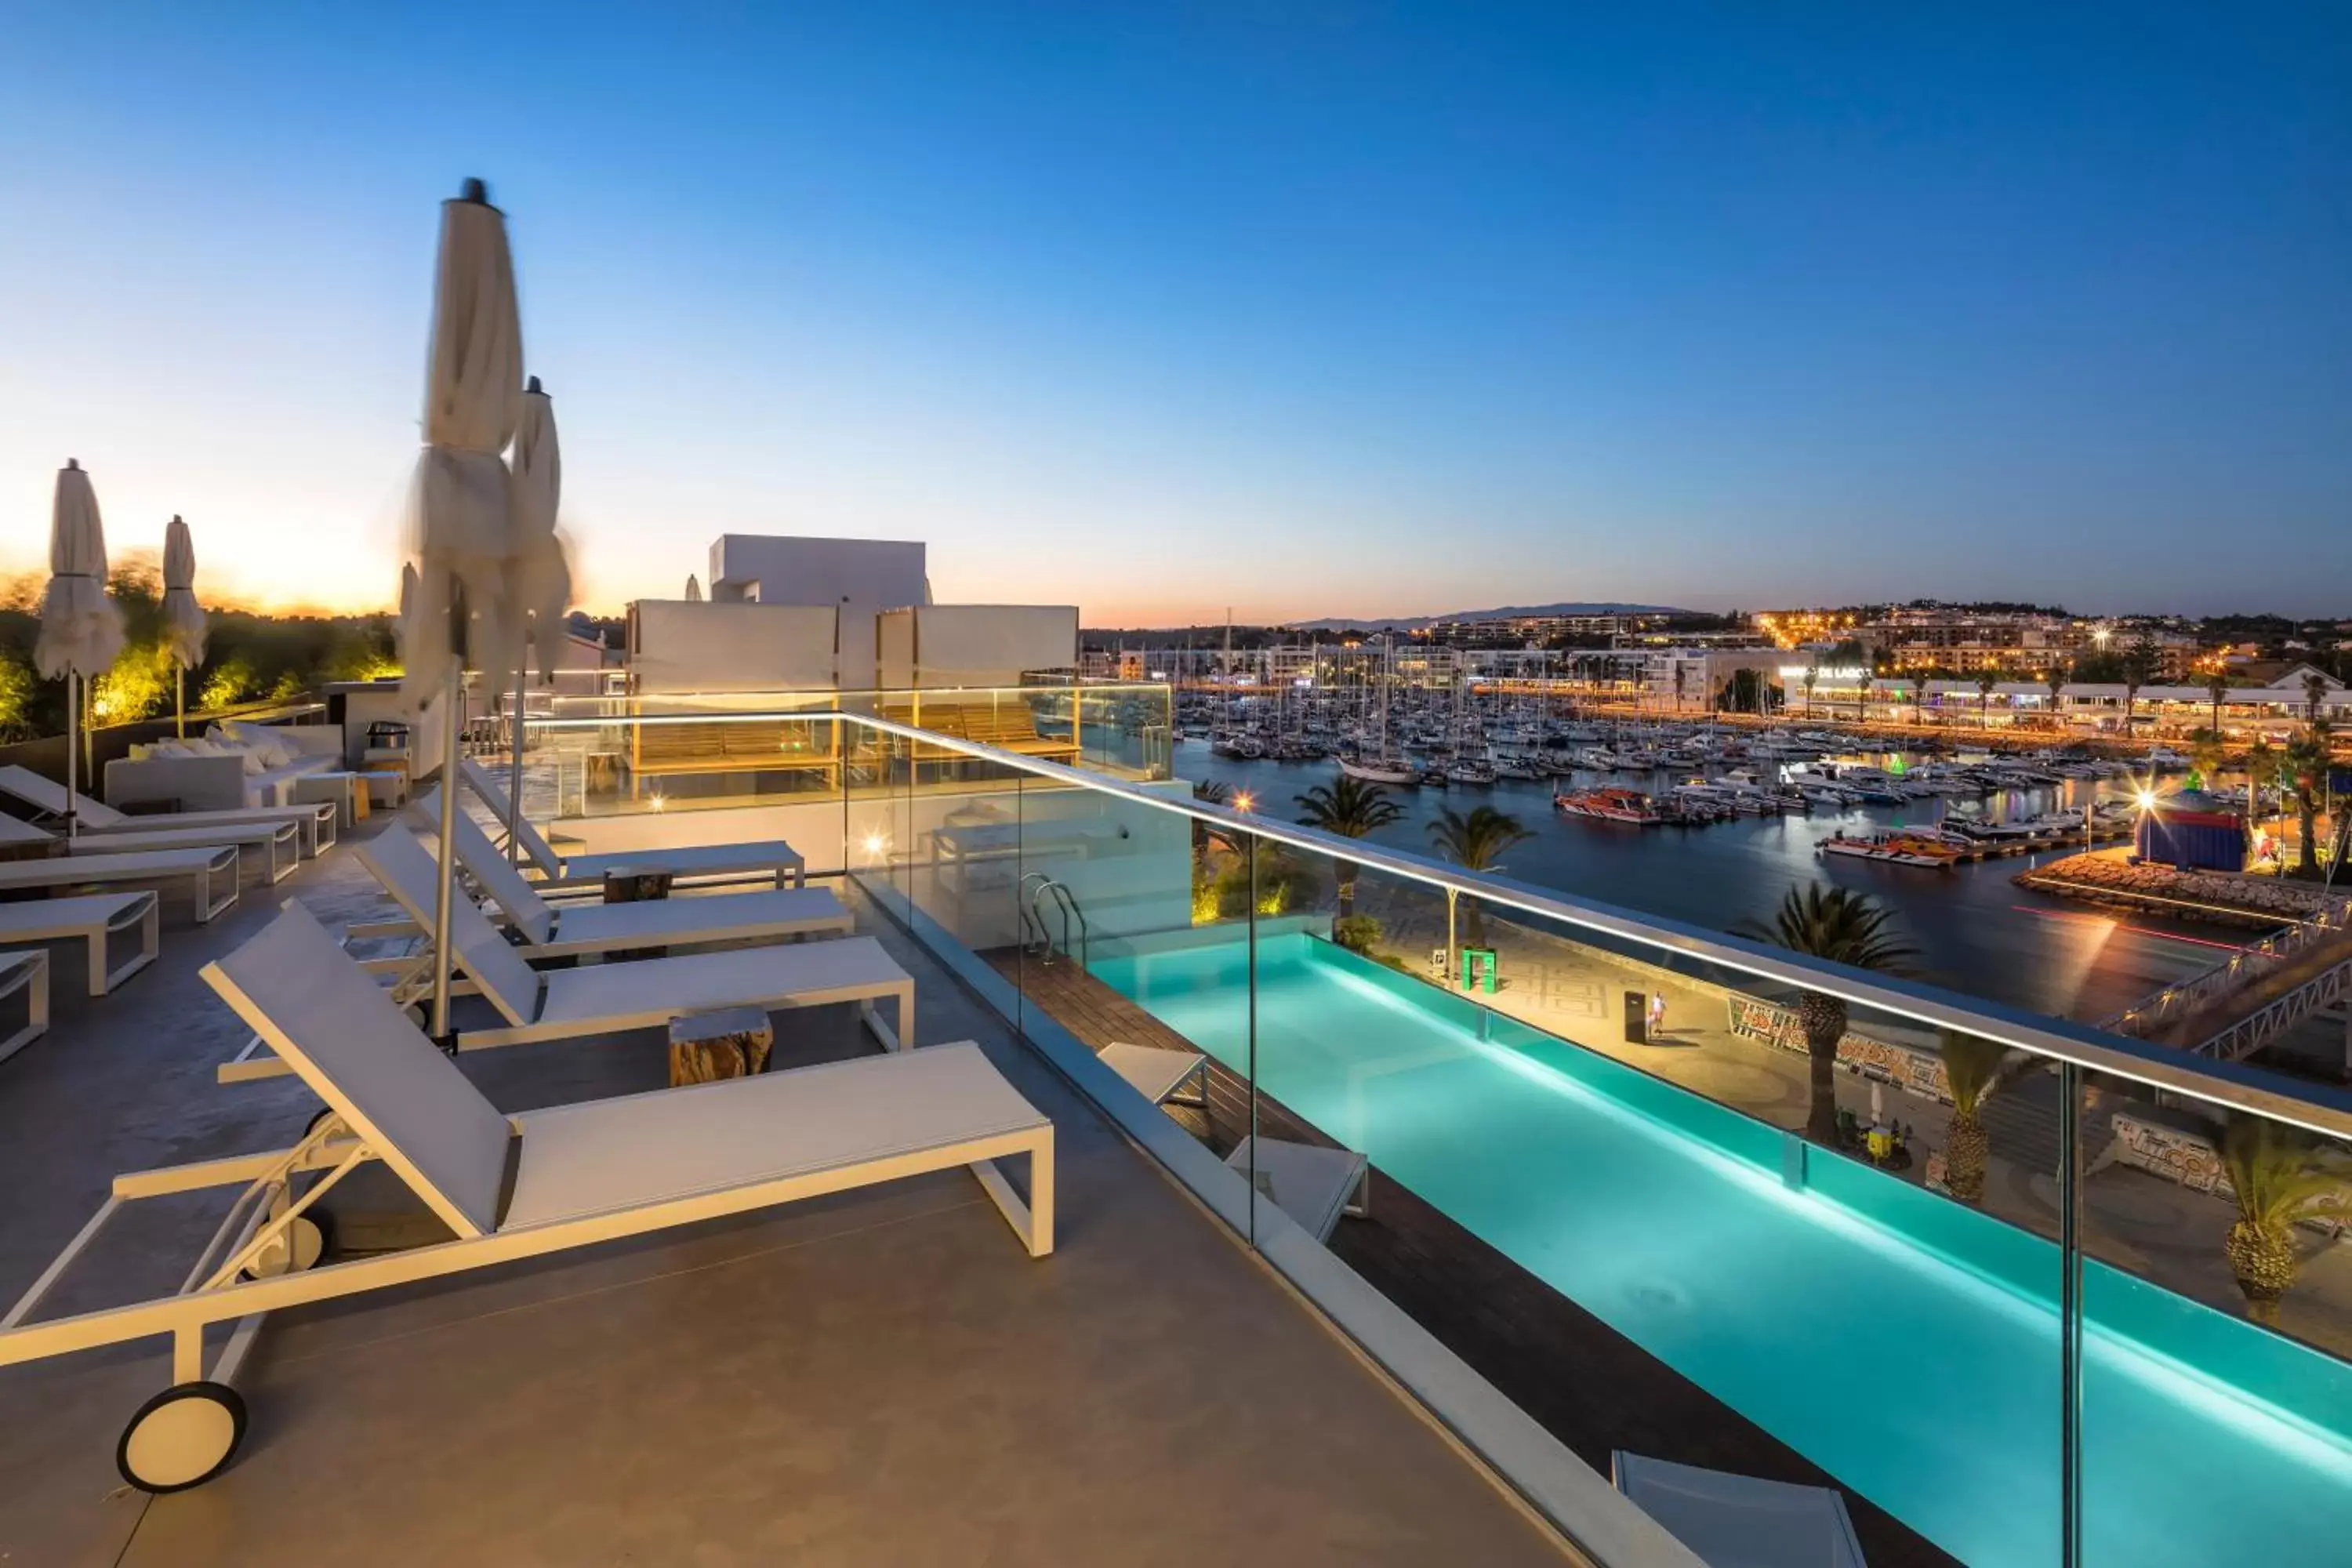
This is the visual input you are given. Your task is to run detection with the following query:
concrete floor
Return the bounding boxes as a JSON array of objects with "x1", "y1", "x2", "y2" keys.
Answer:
[{"x1": 0, "y1": 829, "x2": 1565, "y2": 1567}]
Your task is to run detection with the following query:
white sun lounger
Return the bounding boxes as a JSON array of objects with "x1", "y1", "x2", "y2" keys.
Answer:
[
  {"x1": 212, "y1": 827, "x2": 911, "y2": 1078},
  {"x1": 0, "y1": 949, "x2": 50, "y2": 1064},
  {"x1": 1611, "y1": 1452, "x2": 1867, "y2": 1567},
  {"x1": 357, "y1": 824, "x2": 912, "y2": 1051},
  {"x1": 0, "y1": 891, "x2": 159, "y2": 995},
  {"x1": 457, "y1": 755, "x2": 804, "y2": 889},
  {"x1": 0, "y1": 802, "x2": 295, "y2": 887},
  {"x1": 406, "y1": 788, "x2": 853, "y2": 959},
  {"x1": 1098, "y1": 1040, "x2": 1209, "y2": 1110},
  {"x1": 0, "y1": 764, "x2": 336, "y2": 856},
  {"x1": 0, "y1": 845, "x2": 239, "y2": 923},
  {"x1": 57, "y1": 818, "x2": 297, "y2": 886},
  {"x1": 1225, "y1": 1136, "x2": 1369, "y2": 1243},
  {"x1": 0, "y1": 900, "x2": 1051, "y2": 1494}
]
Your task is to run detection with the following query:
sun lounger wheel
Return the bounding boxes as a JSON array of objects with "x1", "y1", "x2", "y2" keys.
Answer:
[
  {"x1": 242, "y1": 1213, "x2": 331, "y2": 1279},
  {"x1": 118, "y1": 1381, "x2": 246, "y2": 1493}
]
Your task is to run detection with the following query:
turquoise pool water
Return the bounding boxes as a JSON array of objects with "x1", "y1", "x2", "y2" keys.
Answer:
[{"x1": 1090, "y1": 932, "x2": 2352, "y2": 1567}]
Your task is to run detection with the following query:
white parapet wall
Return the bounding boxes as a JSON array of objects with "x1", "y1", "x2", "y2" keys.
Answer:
[
  {"x1": 875, "y1": 605, "x2": 1080, "y2": 689},
  {"x1": 626, "y1": 601, "x2": 840, "y2": 695}
]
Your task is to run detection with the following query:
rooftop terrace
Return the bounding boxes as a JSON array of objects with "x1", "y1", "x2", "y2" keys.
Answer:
[
  {"x1": 5, "y1": 696, "x2": 2350, "y2": 1566},
  {"x1": 0, "y1": 837, "x2": 1581, "y2": 1566}
]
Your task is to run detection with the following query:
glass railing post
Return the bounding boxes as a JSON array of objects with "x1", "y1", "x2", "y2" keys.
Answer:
[
  {"x1": 1014, "y1": 772, "x2": 1026, "y2": 1040},
  {"x1": 897, "y1": 724, "x2": 913, "y2": 911},
  {"x1": 1245, "y1": 829, "x2": 1259, "y2": 1250},
  {"x1": 2059, "y1": 1060, "x2": 2083, "y2": 1568}
]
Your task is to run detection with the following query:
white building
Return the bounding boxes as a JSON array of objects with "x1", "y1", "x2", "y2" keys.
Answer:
[
  {"x1": 626, "y1": 535, "x2": 1076, "y2": 698},
  {"x1": 705, "y1": 535, "x2": 931, "y2": 690}
]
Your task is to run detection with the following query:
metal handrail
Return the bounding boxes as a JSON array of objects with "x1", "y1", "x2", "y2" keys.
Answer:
[
  {"x1": 1033, "y1": 880, "x2": 1088, "y2": 970},
  {"x1": 528, "y1": 703, "x2": 2352, "y2": 1140},
  {"x1": 1016, "y1": 871, "x2": 1054, "y2": 960},
  {"x1": 2100, "y1": 902, "x2": 2352, "y2": 1037}
]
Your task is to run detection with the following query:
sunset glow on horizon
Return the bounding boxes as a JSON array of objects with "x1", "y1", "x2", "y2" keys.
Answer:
[{"x1": 5, "y1": 5, "x2": 2345, "y2": 626}]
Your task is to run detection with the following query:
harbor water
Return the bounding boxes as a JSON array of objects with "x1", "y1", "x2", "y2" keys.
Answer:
[{"x1": 1179, "y1": 744, "x2": 2223, "y2": 1025}]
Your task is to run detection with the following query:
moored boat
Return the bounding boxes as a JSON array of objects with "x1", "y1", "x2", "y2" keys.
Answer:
[
  {"x1": 1555, "y1": 786, "x2": 1665, "y2": 825},
  {"x1": 1820, "y1": 831, "x2": 1963, "y2": 867}
]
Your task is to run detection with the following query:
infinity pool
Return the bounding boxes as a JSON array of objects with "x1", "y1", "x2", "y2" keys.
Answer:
[{"x1": 1090, "y1": 932, "x2": 2352, "y2": 1566}]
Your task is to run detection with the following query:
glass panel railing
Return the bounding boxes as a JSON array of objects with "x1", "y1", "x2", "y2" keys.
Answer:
[
  {"x1": 862, "y1": 742, "x2": 1026, "y2": 972},
  {"x1": 542, "y1": 681, "x2": 1176, "y2": 784},
  {"x1": 2071, "y1": 1066, "x2": 2352, "y2": 1565},
  {"x1": 1007, "y1": 771, "x2": 1250, "y2": 1236},
  {"x1": 1206, "y1": 803, "x2": 2067, "y2": 1563},
  {"x1": 480, "y1": 702, "x2": 2352, "y2": 1564}
]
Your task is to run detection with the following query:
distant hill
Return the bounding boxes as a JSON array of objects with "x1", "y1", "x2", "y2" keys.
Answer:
[{"x1": 1286, "y1": 601, "x2": 1693, "y2": 632}]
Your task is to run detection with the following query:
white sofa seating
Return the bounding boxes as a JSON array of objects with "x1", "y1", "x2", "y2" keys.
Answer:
[{"x1": 104, "y1": 722, "x2": 344, "y2": 811}]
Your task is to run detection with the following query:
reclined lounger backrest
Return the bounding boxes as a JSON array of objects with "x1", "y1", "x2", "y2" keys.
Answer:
[
  {"x1": 409, "y1": 788, "x2": 557, "y2": 947},
  {"x1": 458, "y1": 756, "x2": 564, "y2": 880},
  {"x1": 0, "y1": 764, "x2": 129, "y2": 827},
  {"x1": 354, "y1": 826, "x2": 546, "y2": 1029},
  {"x1": 201, "y1": 901, "x2": 512, "y2": 1238}
]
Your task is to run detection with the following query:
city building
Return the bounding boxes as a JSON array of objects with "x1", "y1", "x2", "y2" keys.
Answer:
[{"x1": 1421, "y1": 612, "x2": 1643, "y2": 645}]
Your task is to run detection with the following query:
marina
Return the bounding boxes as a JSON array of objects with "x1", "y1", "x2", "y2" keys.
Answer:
[{"x1": 1178, "y1": 725, "x2": 2235, "y2": 1028}]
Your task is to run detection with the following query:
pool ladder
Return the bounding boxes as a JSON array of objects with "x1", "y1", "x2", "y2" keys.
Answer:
[{"x1": 1018, "y1": 873, "x2": 1089, "y2": 970}]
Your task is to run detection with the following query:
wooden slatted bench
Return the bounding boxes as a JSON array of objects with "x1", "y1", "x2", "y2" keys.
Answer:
[
  {"x1": 628, "y1": 717, "x2": 839, "y2": 795},
  {"x1": 884, "y1": 701, "x2": 1082, "y2": 777}
]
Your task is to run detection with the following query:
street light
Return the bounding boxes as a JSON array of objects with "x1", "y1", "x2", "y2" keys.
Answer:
[{"x1": 1232, "y1": 790, "x2": 1255, "y2": 814}]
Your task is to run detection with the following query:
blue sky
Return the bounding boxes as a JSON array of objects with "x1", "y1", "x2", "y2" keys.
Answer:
[{"x1": 2, "y1": 3, "x2": 2347, "y2": 621}]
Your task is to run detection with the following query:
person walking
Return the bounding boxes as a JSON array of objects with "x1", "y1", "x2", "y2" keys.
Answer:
[{"x1": 1649, "y1": 990, "x2": 1668, "y2": 1037}]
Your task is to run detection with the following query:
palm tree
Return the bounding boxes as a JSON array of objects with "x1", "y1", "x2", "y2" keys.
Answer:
[
  {"x1": 1936, "y1": 1030, "x2": 2031, "y2": 1204},
  {"x1": 1189, "y1": 777, "x2": 1231, "y2": 858},
  {"x1": 1428, "y1": 805, "x2": 1533, "y2": 948},
  {"x1": 2285, "y1": 720, "x2": 2331, "y2": 875},
  {"x1": 1802, "y1": 665, "x2": 1820, "y2": 719},
  {"x1": 1294, "y1": 775, "x2": 1403, "y2": 920},
  {"x1": 1671, "y1": 662, "x2": 1687, "y2": 715},
  {"x1": 1737, "y1": 885, "x2": 1918, "y2": 1144},
  {"x1": 2304, "y1": 670, "x2": 2331, "y2": 724},
  {"x1": 2121, "y1": 632, "x2": 2161, "y2": 735},
  {"x1": 1976, "y1": 671, "x2": 1999, "y2": 732},
  {"x1": 2206, "y1": 666, "x2": 2231, "y2": 740},
  {"x1": 2217, "y1": 1114, "x2": 2352, "y2": 1325},
  {"x1": 2045, "y1": 662, "x2": 2069, "y2": 732},
  {"x1": 2246, "y1": 735, "x2": 2276, "y2": 842},
  {"x1": 2187, "y1": 728, "x2": 2227, "y2": 792}
]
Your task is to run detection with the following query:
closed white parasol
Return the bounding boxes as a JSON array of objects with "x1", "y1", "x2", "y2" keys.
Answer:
[
  {"x1": 684, "y1": 574, "x2": 702, "y2": 601},
  {"x1": 503, "y1": 374, "x2": 572, "y2": 863},
  {"x1": 161, "y1": 515, "x2": 207, "y2": 737},
  {"x1": 399, "y1": 178, "x2": 524, "y2": 1036},
  {"x1": 36, "y1": 460, "x2": 125, "y2": 839}
]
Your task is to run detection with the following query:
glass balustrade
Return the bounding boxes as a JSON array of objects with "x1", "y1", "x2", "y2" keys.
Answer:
[{"x1": 496, "y1": 697, "x2": 2352, "y2": 1566}]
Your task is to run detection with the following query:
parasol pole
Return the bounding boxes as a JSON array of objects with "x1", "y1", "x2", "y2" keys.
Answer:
[
  {"x1": 510, "y1": 646, "x2": 528, "y2": 868},
  {"x1": 64, "y1": 673, "x2": 78, "y2": 841},
  {"x1": 430, "y1": 579, "x2": 467, "y2": 1040}
]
